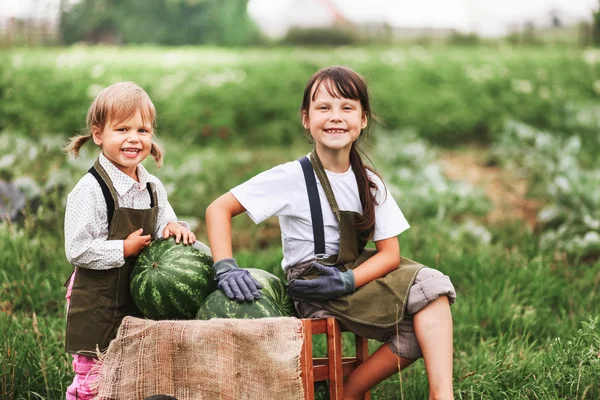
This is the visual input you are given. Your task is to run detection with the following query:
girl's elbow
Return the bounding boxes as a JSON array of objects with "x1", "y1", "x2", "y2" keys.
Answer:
[
  {"x1": 206, "y1": 196, "x2": 233, "y2": 223},
  {"x1": 206, "y1": 195, "x2": 225, "y2": 217},
  {"x1": 207, "y1": 193, "x2": 245, "y2": 221},
  {"x1": 205, "y1": 201, "x2": 217, "y2": 220}
]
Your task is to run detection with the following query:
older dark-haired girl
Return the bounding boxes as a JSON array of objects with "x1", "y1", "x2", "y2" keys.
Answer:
[{"x1": 206, "y1": 66, "x2": 456, "y2": 399}]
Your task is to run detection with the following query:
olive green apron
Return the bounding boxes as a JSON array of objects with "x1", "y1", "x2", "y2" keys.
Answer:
[
  {"x1": 297, "y1": 150, "x2": 423, "y2": 328},
  {"x1": 65, "y1": 159, "x2": 158, "y2": 357}
]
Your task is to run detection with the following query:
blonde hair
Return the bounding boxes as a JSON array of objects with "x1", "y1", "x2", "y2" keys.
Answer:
[{"x1": 64, "y1": 81, "x2": 163, "y2": 167}]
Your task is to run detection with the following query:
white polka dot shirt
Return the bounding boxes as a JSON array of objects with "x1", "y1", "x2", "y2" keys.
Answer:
[{"x1": 64, "y1": 153, "x2": 189, "y2": 270}]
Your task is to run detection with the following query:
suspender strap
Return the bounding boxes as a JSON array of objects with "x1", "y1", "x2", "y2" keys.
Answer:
[
  {"x1": 88, "y1": 167, "x2": 157, "y2": 230},
  {"x1": 310, "y1": 150, "x2": 341, "y2": 216},
  {"x1": 146, "y1": 183, "x2": 156, "y2": 208},
  {"x1": 88, "y1": 166, "x2": 115, "y2": 230},
  {"x1": 299, "y1": 157, "x2": 326, "y2": 257}
]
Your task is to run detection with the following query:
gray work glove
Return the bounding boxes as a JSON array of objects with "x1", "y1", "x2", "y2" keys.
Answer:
[
  {"x1": 287, "y1": 262, "x2": 355, "y2": 302},
  {"x1": 213, "y1": 258, "x2": 262, "y2": 302}
]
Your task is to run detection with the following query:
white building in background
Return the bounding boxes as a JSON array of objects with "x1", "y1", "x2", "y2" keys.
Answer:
[
  {"x1": 250, "y1": 0, "x2": 350, "y2": 39},
  {"x1": 250, "y1": 0, "x2": 457, "y2": 41},
  {"x1": 248, "y1": 0, "x2": 596, "y2": 40},
  {"x1": 286, "y1": 0, "x2": 350, "y2": 30}
]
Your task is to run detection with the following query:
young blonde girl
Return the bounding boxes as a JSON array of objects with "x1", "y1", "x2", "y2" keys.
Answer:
[
  {"x1": 63, "y1": 82, "x2": 195, "y2": 400},
  {"x1": 206, "y1": 66, "x2": 456, "y2": 399}
]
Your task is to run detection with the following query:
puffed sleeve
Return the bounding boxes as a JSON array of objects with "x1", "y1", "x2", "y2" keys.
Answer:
[
  {"x1": 371, "y1": 173, "x2": 410, "y2": 241},
  {"x1": 64, "y1": 176, "x2": 125, "y2": 270}
]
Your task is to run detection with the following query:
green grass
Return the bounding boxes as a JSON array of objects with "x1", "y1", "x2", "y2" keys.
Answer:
[{"x1": 2, "y1": 164, "x2": 599, "y2": 399}]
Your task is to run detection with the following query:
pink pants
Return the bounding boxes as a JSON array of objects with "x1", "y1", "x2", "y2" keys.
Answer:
[
  {"x1": 66, "y1": 271, "x2": 98, "y2": 400},
  {"x1": 66, "y1": 354, "x2": 98, "y2": 400}
]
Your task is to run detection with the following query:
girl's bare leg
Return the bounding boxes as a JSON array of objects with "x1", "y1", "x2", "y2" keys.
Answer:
[
  {"x1": 414, "y1": 295, "x2": 454, "y2": 400},
  {"x1": 343, "y1": 296, "x2": 453, "y2": 400},
  {"x1": 343, "y1": 343, "x2": 415, "y2": 400}
]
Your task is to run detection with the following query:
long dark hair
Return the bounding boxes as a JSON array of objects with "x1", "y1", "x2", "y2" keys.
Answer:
[{"x1": 300, "y1": 66, "x2": 382, "y2": 238}]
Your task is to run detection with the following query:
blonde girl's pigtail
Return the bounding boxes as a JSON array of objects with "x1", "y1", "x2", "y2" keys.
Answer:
[
  {"x1": 150, "y1": 142, "x2": 163, "y2": 168},
  {"x1": 63, "y1": 133, "x2": 93, "y2": 157}
]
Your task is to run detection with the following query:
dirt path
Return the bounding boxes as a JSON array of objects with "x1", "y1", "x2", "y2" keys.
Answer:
[{"x1": 439, "y1": 148, "x2": 540, "y2": 230}]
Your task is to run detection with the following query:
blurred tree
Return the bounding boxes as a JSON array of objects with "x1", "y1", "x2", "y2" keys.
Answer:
[
  {"x1": 60, "y1": 0, "x2": 259, "y2": 45},
  {"x1": 521, "y1": 21, "x2": 539, "y2": 45},
  {"x1": 281, "y1": 27, "x2": 359, "y2": 46},
  {"x1": 579, "y1": 21, "x2": 592, "y2": 47},
  {"x1": 593, "y1": 2, "x2": 600, "y2": 46},
  {"x1": 446, "y1": 32, "x2": 480, "y2": 46}
]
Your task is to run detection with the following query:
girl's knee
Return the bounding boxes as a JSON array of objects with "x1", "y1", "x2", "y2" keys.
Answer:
[
  {"x1": 414, "y1": 267, "x2": 444, "y2": 282},
  {"x1": 407, "y1": 268, "x2": 456, "y2": 315}
]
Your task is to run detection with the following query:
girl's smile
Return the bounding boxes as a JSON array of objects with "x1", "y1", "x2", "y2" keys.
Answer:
[{"x1": 121, "y1": 148, "x2": 142, "y2": 158}]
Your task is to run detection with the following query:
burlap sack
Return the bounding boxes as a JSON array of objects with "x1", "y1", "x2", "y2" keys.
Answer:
[{"x1": 92, "y1": 316, "x2": 305, "y2": 400}]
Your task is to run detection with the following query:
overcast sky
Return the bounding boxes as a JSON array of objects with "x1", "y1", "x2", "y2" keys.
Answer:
[{"x1": 1, "y1": 0, "x2": 598, "y2": 37}]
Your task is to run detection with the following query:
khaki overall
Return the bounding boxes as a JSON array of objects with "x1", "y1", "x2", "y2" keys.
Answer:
[
  {"x1": 65, "y1": 159, "x2": 158, "y2": 357},
  {"x1": 290, "y1": 151, "x2": 423, "y2": 328}
]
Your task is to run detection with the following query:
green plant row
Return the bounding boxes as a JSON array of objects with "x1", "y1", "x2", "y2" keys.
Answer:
[
  {"x1": 3, "y1": 46, "x2": 600, "y2": 146},
  {"x1": 491, "y1": 121, "x2": 600, "y2": 261}
]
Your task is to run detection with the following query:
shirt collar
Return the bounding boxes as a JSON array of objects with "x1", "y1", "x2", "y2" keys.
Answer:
[{"x1": 98, "y1": 153, "x2": 150, "y2": 196}]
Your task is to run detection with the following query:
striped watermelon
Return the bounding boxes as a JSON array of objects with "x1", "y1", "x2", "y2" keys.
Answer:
[
  {"x1": 130, "y1": 238, "x2": 215, "y2": 320},
  {"x1": 196, "y1": 289, "x2": 282, "y2": 320},
  {"x1": 245, "y1": 268, "x2": 294, "y2": 317},
  {"x1": 196, "y1": 268, "x2": 295, "y2": 320}
]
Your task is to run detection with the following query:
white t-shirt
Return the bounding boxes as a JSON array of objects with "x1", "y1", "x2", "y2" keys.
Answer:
[{"x1": 230, "y1": 158, "x2": 409, "y2": 271}]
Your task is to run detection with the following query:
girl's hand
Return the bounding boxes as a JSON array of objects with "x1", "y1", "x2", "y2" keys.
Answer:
[
  {"x1": 124, "y1": 228, "x2": 151, "y2": 257},
  {"x1": 213, "y1": 258, "x2": 262, "y2": 302},
  {"x1": 287, "y1": 262, "x2": 355, "y2": 302},
  {"x1": 163, "y1": 221, "x2": 196, "y2": 245}
]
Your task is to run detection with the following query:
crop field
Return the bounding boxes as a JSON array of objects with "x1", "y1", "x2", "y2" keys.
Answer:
[{"x1": 1, "y1": 45, "x2": 599, "y2": 399}]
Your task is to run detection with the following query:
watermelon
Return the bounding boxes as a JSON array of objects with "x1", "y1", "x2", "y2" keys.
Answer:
[
  {"x1": 130, "y1": 237, "x2": 215, "y2": 320},
  {"x1": 245, "y1": 268, "x2": 294, "y2": 317},
  {"x1": 196, "y1": 268, "x2": 295, "y2": 320},
  {"x1": 196, "y1": 289, "x2": 283, "y2": 320}
]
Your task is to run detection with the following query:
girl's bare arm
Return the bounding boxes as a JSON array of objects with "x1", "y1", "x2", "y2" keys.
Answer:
[
  {"x1": 205, "y1": 192, "x2": 247, "y2": 262},
  {"x1": 351, "y1": 237, "x2": 401, "y2": 288}
]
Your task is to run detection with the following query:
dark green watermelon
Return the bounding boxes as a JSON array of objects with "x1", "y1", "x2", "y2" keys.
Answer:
[
  {"x1": 196, "y1": 268, "x2": 295, "y2": 320},
  {"x1": 130, "y1": 238, "x2": 215, "y2": 320},
  {"x1": 196, "y1": 289, "x2": 283, "y2": 320},
  {"x1": 245, "y1": 268, "x2": 294, "y2": 317}
]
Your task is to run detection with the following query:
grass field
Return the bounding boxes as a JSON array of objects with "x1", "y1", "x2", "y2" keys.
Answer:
[{"x1": 1, "y1": 45, "x2": 600, "y2": 399}]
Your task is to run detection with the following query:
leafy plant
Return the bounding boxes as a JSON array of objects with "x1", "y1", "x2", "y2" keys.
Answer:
[
  {"x1": 374, "y1": 131, "x2": 491, "y2": 223},
  {"x1": 491, "y1": 121, "x2": 600, "y2": 261}
]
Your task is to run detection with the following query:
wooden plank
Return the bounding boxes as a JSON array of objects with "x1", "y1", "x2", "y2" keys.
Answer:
[
  {"x1": 304, "y1": 318, "x2": 373, "y2": 399},
  {"x1": 310, "y1": 318, "x2": 327, "y2": 334},
  {"x1": 301, "y1": 319, "x2": 315, "y2": 400},
  {"x1": 355, "y1": 334, "x2": 371, "y2": 400},
  {"x1": 355, "y1": 335, "x2": 369, "y2": 365},
  {"x1": 327, "y1": 318, "x2": 343, "y2": 400},
  {"x1": 312, "y1": 357, "x2": 359, "y2": 380}
]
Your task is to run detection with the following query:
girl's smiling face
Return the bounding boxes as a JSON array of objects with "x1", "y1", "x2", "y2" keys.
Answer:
[
  {"x1": 92, "y1": 109, "x2": 152, "y2": 180},
  {"x1": 303, "y1": 80, "x2": 367, "y2": 158}
]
